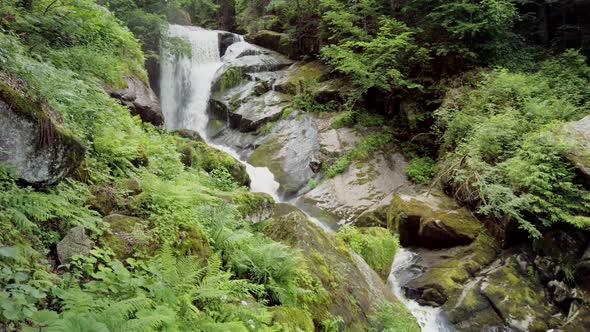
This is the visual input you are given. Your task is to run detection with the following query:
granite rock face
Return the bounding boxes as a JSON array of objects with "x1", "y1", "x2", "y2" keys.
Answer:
[
  {"x1": 0, "y1": 76, "x2": 85, "y2": 185},
  {"x1": 108, "y1": 76, "x2": 164, "y2": 126}
]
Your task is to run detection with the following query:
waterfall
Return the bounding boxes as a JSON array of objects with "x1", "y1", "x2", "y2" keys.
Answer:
[
  {"x1": 160, "y1": 25, "x2": 454, "y2": 332},
  {"x1": 160, "y1": 24, "x2": 281, "y2": 199},
  {"x1": 160, "y1": 25, "x2": 223, "y2": 133}
]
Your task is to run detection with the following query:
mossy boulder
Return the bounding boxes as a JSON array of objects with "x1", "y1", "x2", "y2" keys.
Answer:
[
  {"x1": 220, "y1": 191, "x2": 275, "y2": 223},
  {"x1": 265, "y1": 203, "x2": 417, "y2": 330},
  {"x1": 387, "y1": 190, "x2": 483, "y2": 248},
  {"x1": 103, "y1": 214, "x2": 152, "y2": 260},
  {"x1": 176, "y1": 138, "x2": 250, "y2": 187},
  {"x1": 273, "y1": 61, "x2": 330, "y2": 95},
  {"x1": 88, "y1": 184, "x2": 120, "y2": 216},
  {"x1": 245, "y1": 30, "x2": 292, "y2": 56},
  {"x1": 107, "y1": 76, "x2": 163, "y2": 126},
  {"x1": 175, "y1": 224, "x2": 212, "y2": 259},
  {"x1": 355, "y1": 204, "x2": 389, "y2": 228},
  {"x1": 336, "y1": 226, "x2": 399, "y2": 280},
  {"x1": 403, "y1": 234, "x2": 498, "y2": 306},
  {"x1": 0, "y1": 73, "x2": 85, "y2": 185}
]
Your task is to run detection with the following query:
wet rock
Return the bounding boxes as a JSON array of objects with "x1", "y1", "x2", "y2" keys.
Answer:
[
  {"x1": 265, "y1": 204, "x2": 417, "y2": 330},
  {"x1": 218, "y1": 31, "x2": 241, "y2": 57},
  {"x1": 249, "y1": 113, "x2": 319, "y2": 196},
  {"x1": 355, "y1": 204, "x2": 390, "y2": 228},
  {"x1": 172, "y1": 129, "x2": 203, "y2": 142},
  {"x1": 227, "y1": 91, "x2": 291, "y2": 132},
  {"x1": 442, "y1": 253, "x2": 561, "y2": 332},
  {"x1": 273, "y1": 61, "x2": 330, "y2": 94},
  {"x1": 480, "y1": 257, "x2": 561, "y2": 331},
  {"x1": 104, "y1": 214, "x2": 151, "y2": 260},
  {"x1": 0, "y1": 76, "x2": 85, "y2": 185},
  {"x1": 108, "y1": 76, "x2": 163, "y2": 126},
  {"x1": 388, "y1": 189, "x2": 483, "y2": 248},
  {"x1": 403, "y1": 234, "x2": 498, "y2": 307},
  {"x1": 57, "y1": 226, "x2": 93, "y2": 264},
  {"x1": 575, "y1": 245, "x2": 590, "y2": 290},
  {"x1": 245, "y1": 30, "x2": 292, "y2": 56},
  {"x1": 562, "y1": 115, "x2": 590, "y2": 185}
]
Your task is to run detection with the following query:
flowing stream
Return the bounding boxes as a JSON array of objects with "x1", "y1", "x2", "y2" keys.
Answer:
[{"x1": 160, "y1": 24, "x2": 453, "y2": 331}]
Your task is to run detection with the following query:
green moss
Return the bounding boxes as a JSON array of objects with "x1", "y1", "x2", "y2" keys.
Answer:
[
  {"x1": 272, "y1": 306, "x2": 315, "y2": 331},
  {"x1": 103, "y1": 214, "x2": 151, "y2": 260},
  {"x1": 336, "y1": 226, "x2": 399, "y2": 280},
  {"x1": 175, "y1": 224, "x2": 212, "y2": 259},
  {"x1": 217, "y1": 66, "x2": 245, "y2": 92},
  {"x1": 225, "y1": 191, "x2": 274, "y2": 221},
  {"x1": 176, "y1": 138, "x2": 250, "y2": 186}
]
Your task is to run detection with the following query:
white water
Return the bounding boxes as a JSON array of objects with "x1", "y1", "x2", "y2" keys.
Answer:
[
  {"x1": 160, "y1": 25, "x2": 451, "y2": 332},
  {"x1": 389, "y1": 249, "x2": 455, "y2": 332}
]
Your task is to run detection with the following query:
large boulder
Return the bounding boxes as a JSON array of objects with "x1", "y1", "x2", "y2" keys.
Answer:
[
  {"x1": 175, "y1": 137, "x2": 250, "y2": 187},
  {"x1": 265, "y1": 204, "x2": 418, "y2": 330},
  {"x1": 562, "y1": 115, "x2": 590, "y2": 185},
  {"x1": 443, "y1": 253, "x2": 561, "y2": 331},
  {"x1": 0, "y1": 75, "x2": 85, "y2": 186},
  {"x1": 387, "y1": 189, "x2": 483, "y2": 248},
  {"x1": 245, "y1": 30, "x2": 292, "y2": 56},
  {"x1": 249, "y1": 112, "x2": 319, "y2": 197},
  {"x1": 402, "y1": 234, "x2": 498, "y2": 307},
  {"x1": 299, "y1": 150, "x2": 408, "y2": 223},
  {"x1": 108, "y1": 76, "x2": 163, "y2": 126},
  {"x1": 57, "y1": 226, "x2": 93, "y2": 264}
]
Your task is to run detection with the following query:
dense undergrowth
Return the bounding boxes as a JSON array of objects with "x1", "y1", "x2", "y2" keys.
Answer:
[{"x1": 0, "y1": 2, "x2": 409, "y2": 331}]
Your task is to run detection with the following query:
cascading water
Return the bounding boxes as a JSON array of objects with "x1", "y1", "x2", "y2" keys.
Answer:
[
  {"x1": 160, "y1": 25, "x2": 223, "y2": 133},
  {"x1": 160, "y1": 25, "x2": 281, "y2": 199},
  {"x1": 160, "y1": 25, "x2": 453, "y2": 332}
]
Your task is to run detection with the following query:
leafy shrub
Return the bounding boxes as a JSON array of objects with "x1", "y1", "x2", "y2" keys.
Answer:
[
  {"x1": 405, "y1": 157, "x2": 436, "y2": 184},
  {"x1": 436, "y1": 51, "x2": 590, "y2": 237}
]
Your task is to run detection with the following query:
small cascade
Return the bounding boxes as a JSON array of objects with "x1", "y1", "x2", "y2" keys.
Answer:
[{"x1": 388, "y1": 249, "x2": 456, "y2": 331}]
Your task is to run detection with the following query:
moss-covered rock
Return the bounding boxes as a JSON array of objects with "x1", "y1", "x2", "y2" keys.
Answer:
[
  {"x1": 336, "y1": 226, "x2": 398, "y2": 280},
  {"x1": 265, "y1": 204, "x2": 417, "y2": 330},
  {"x1": 176, "y1": 138, "x2": 250, "y2": 187},
  {"x1": 245, "y1": 30, "x2": 292, "y2": 56},
  {"x1": 387, "y1": 190, "x2": 483, "y2": 248},
  {"x1": 355, "y1": 204, "x2": 389, "y2": 228},
  {"x1": 271, "y1": 306, "x2": 315, "y2": 332},
  {"x1": 107, "y1": 76, "x2": 163, "y2": 126},
  {"x1": 175, "y1": 224, "x2": 212, "y2": 259},
  {"x1": 57, "y1": 226, "x2": 93, "y2": 264},
  {"x1": 0, "y1": 73, "x2": 85, "y2": 185},
  {"x1": 103, "y1": 214, "x2": 152, "y2": 260},
  {"x1": 273, "y1": 61, "x2": 330, "y2": 95},
  {"x1": 404, "y1": 234, "x2": 499, "y2": 306},
  {"x1": 480, "y1": 257, "x2": 561, "y2": 331},
  {"x1": 88, "y1": 185, "x2": 119, "y2": 216},
  {"x1": 220, "y1": 191, "x2": 275, "y2": 223}
]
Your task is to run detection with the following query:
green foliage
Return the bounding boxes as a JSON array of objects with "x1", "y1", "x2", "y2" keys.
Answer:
[
  {"x1": 0, "y1": 246, "x2": 56, "y2": 327},
  {"x1": 335, "y1": 226, "x2": 398, "y2": 278},
  {"x1": 326, "y1": 130, "x2": 394, "y2": 178},
  {"x1": 405, "y1": 157, "x2": 436, "y2": 185},
  {"x1": 321, "y1": 17, "x2": 429, "y2": 94},
  {"x1": 369, "y1": 301, "x2": 420, "y2": 332},
  {"x1": 436, "y1": 51, "x2": 590, "y2": 237}
]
